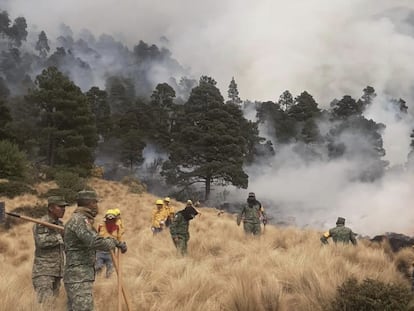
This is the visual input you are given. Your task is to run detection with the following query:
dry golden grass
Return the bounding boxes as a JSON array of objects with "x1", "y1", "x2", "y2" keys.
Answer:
[{"x1": 0, "y1": 178, "x2": 412, "y2": 310}]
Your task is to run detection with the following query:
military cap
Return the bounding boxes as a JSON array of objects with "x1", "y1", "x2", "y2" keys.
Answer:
[
  {"x1": 76, "y1": 190, "x2": 98, "y2": 201},
  {"x1": 48, "y1": 196, "x2": 68, "y2": 206},
  {"x1": 336, "y1": 217, "x2": 345, "y2": 225}
]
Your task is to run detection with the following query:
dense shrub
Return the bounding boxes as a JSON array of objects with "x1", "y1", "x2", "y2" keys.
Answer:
[
  {"x1": 330, "y1": 277, "x2": 411, "y2": 311},
  {"x1": 0, "y1": 140, "x2": 28, "y2": 180},
  {"x1": 0, "y1": 181, "x2": 35, "y2": 198},
  {"x1": 121, "y1": 175, "x2": 147, "y2": 194},
  {"x1": 44, "y1": 170, "x2": 86, "y2": 203}
]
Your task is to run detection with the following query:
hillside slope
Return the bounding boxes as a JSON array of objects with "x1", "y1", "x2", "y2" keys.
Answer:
[{"x1": 0, "y1": 178, "x2": 413, "y2": 311}]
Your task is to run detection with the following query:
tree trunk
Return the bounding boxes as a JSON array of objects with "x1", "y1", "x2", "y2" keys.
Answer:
[
  {"x1": 47, "y1": 131, "x2": 55, "y2": 166},
  {"x1": 205, "y1": 176, "x2": 211, "y2": 201}
]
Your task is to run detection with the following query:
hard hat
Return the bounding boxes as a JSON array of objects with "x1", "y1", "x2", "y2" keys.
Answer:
[
  {"x1": 187, "y1": 200, "x2": 193, "y2": 205},
  {"x1": 248, "y1": 192, "x2": 255, "y2": 197},
  {"x1": 156, "y1": 199, "x2": 164, "y2": 205},
  {"x1": 113, "y1": 208, "x2": 121, "y2": 216},
  {"x1": 164, "y1": 197, "x2": 170, "y2": 202},
  {"x1": 105, "y1": 209, "x2": 117, "y2": 220}
]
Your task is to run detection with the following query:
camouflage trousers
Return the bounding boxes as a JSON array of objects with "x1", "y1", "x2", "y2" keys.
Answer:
[
  {"x1": 65, "y1": 281, "x2": 94, "y2": 311},
  {"x1": 243, "y1": 222, "x2": 261, "y2": 235},
  {"x1": 95, "y1": 251, "x2": 113, "y2": 278},
  {"x1": 32, "y1": 275, "x2": 62, "y2": 303},
  {"x1": 172, "y1": 235, "x2": 189, "y2": 255}
]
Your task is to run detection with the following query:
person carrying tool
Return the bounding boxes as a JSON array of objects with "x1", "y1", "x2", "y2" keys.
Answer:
[
  {"x1": 64, "y1": 190, "x2": 127, "y2": 311},
  {"x1": 32, "y1": 196, "x2": 68, "y2": 304},
  {"x1": 151, "y1": 199, "x2": 167, "y2": 234},
  {"x1": 95, "y1": 209, "x2": 124, "y2": 278},
  {"x1": 163, "y1": 197, "x2": 175, "y2": 227},
  {"x1": 237, "y1": 192, "x2": 266, "y2": 236},
  {"x1": 170, "y1": 200, "x2": 199, "y2": 255}
]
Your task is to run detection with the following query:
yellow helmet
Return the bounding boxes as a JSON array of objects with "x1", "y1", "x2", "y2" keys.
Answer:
[
  {"x1": 113, "y1": 208, "x2": 121, "y2": 216},
  {"x1": 156, "y1": 199, "x2": 164, "y2": 205},
  {"x1": 105, "y1": 209, "x2": 116, "y2": 219},
  {"x1": 164, "y1": 197, "x2": 170, "y2": 202}
]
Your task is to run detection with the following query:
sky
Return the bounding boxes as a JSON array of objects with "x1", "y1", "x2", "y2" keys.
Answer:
[{"x1": 4, "y1": 0, "x2": 414, "y2": 236}]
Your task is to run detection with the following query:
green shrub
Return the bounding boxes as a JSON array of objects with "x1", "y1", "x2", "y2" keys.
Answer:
[
  {"x1": 44, "y1": 170, "x2": 86, "y2": 203},
  {"x1": 0, "y1": 140, "x2": 28, "y2": 180},
  {"x1": 0, "y1": 181, "x2": 36, "y2": 198},
  {"x1": 330, "y1": 277, "x2": 411, "y2": 311},
  {"x1": 121, "y1": 176, "x2": 147, "y2": 194}
]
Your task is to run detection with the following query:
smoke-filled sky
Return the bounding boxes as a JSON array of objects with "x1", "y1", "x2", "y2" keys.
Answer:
[
  {"x1": 5, "y1": 0, "x2": 414, "y2": 105},
  {"x1": 5, "y1": 0, "x2": 414, "y2": 236}
]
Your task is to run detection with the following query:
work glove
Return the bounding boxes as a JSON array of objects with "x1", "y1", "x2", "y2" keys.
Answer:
[{"x1": 116, "y1": 241, "x2": 128, "y2": 254}]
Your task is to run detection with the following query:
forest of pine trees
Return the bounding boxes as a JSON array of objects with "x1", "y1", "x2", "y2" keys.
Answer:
[{"x1": 0, "y1": 9, "x2": 412, "y2": 202}]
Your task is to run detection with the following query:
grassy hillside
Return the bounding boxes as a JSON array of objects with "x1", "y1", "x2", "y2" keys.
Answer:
[{"x1": 0, "y1": 178, "x2": 413, "y2": 310}]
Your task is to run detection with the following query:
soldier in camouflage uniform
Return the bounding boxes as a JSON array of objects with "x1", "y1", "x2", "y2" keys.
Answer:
[
  {"x1": 32, "y1": 196, "x2": 68, "y2": 303},
  {"x1": 63, "y1": 190, "x2": 127, "y2": 311},
  {"x1": 320, "y1": 217, "x2": 357, "y2": 245},
  {"x1": 170, "y1": 200, "x2": 199, "y2": 255},
  {"x1": 237, "y1": 192, "x2": 266, "y2": 236}
]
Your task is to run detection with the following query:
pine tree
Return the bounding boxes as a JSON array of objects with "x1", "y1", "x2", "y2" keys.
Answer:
[
  {"x1": 148, "y1": 83, "x2": 176, "y2": 147},
  {"x1": 120, "y1": 130, "x2": 146, "y2": 171},
  {"x1": 0, "y1": 99, "x2": 12, "y2": 141},
  {"x1": 332, "y1": 95, "x2": 362, "y2": 119},
  {"x1": 227, "y1": 77, "x2": 242, "y2": 105},
  {"x1": 7, "y1": 16, "x2": 27, "y2": 47},
  {"x1": 278, "y1": 90, "x2": 294, "y2": 111},
  {"x1": 162, "y1": 76, "x2": 251, "y2": 201},
  {"x1": 358, "y1": 86, "x2": 376, "y2": 110},
  {"x1": 86, "y1": 86, "x2": 111, "y2": 139},
  {"x1": 26, "y1": 67, "x2": 98, "y2": 174},
  {"x1": 35, "y1": 31, "x2": 50, "y2": 58}
]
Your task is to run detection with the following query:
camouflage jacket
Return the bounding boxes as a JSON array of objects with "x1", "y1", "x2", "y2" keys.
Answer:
[
  {"x1": 238, "y1": 202, "x2": 263, "y2": 224},
  {"x1": 169, "y1": 212, "x2": 189, "y2": 238},
  {"x1": 63, "y1": 207, "x2": 118, "y2": 283},
  {"x1": 32, "y1": 215, "x2": 64, "y2": 278},
  {"x1": 321, "y1": 224, "x2": 357, "y2": 245}
]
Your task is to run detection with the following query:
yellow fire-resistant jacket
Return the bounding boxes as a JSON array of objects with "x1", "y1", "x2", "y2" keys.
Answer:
[
  {"x1": 163, "y1": 204, "x2": 175, "y2": 220},
  {"x1": 97, "y1": 221, "x2": 123, "y2": 241},
  {"x1": 116, "y1": 218, "x2": 125, "y2": 237},
  {"x1": 152, "y1": 207, "x2": 167, "y2": 228}
]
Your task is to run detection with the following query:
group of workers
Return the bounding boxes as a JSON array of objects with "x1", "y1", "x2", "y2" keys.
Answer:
[
  {"x1": 31, "y1": 189, "x2": 359, "y2": 309},
  {"x1": 152, "y1": 198, "x2": 200, "y2": 255},
  {"x1": 151, "y1": 197, "x2": 175, "y2": 234}
]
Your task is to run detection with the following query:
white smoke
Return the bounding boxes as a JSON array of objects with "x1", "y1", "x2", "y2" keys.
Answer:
[
  {"x1": 5, "y1": 0, "x2": 414, "y2": 235},
  {"x1": 5, "y1": 0, "x2": 414, "y2": 105}
]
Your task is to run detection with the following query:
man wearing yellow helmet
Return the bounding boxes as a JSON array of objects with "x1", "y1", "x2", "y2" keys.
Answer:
[
  {"x1": 163, "y1": 197, "x2": 175, "y2": 227},
  {"x1": 151, "y1": 199, "x2": 168, "y2": 234},
  {"x1": 112, "y1": 208, "x2": 125, "y2": 237},
  {"x1": 95, "y1": 209, "x2": 124, "y2": 278}
]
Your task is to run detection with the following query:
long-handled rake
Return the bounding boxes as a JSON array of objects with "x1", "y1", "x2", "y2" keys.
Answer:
[{"x1": 0, "y1": 202, "x2": 131, "y2": 310}]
